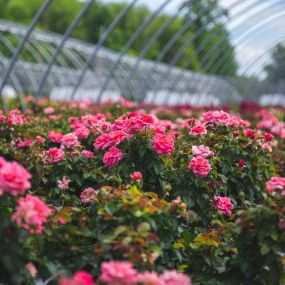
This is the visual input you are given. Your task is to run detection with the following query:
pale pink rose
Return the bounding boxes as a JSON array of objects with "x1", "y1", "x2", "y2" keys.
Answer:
[
  {"x1": 43, "y1": 107, "x2": 55, "y2": 115},
  {"x1": 74, "y1": 126, "x2": 90, "y2": 139},
  {"x1": 82, "y1": 150, "x2": 94, "y2": 159},
  {"x1": 189, "y1": 125, "x2": 207, "y2": 136},
  {"x1": 266, "y1": 177, "x2": 285, "y2": 195},
  {"x1": 201, "y1": 110, "x2": 230, "y2": 125},
  {"x1": 60, "y1": 271, "x2": 96, "y2": 285},
  {"x1": 7, "y1": 110, "x2": 24, "y2": 126},
  {"x1": 189, "y1": 156, "x2": 211, "y2": 177},
  {"x1": 0, "y1": 158, "x2": 32, "y2": 196},
  {"x1": 25, "y1": 262, "x2": 37, "y2": 278},
  {"x1": 161, "y1": 270, "x2": 192, "y2": 285},
  {"x1": 152, "y1": 133, "x2": 175, "y2": 156},
  {"x1": 226, "y1": 116, "x2": 250, "y2": 128},
  {"x1": 47, "y1": 147, "x2": 65, "y2": 163},
  {"x1": 80, "y1": 187, "x2": 97, "y2": 205},
  {"x1": 261, "y1": 142, "x2": 272, "y2": 152},
  {"x1": 103, "y1": 146, "x2": 123, "y2": 167},
  {"x1": 192, "y1": 145, "x2": 214, "y2": 158},
  {"x1": 137, "y1": 271, "x2": 164, "y2": 285},
  {"x1": 48, "y1": 131, "x2": 63, "y2": 143},
  {"x1": 58, "y1": 176, "x2": 70, "y2": 190},
  {"x1": 36, "y1": 135, "x2": 46, "y2": 144},
  {"x1": 100, "y1": 261, "x2": 138, "y2": 285},
  {"x1": 61, "y1": 133, "x2": 79, "y2": 148},
  {"x1": 214, "y1": 196, "x2": 234, "y2": 216},
  {"x1": 130, "y1": 171, "x2": 143, "y2": 181},
  {"x1": 17, "y1": 138, "x2": 34, "y2": 148},
  {"x1": 11, "y1": 194, "x2": 52, "y2": 234}
]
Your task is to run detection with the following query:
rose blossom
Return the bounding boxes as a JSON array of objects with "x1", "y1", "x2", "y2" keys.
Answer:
[
  {"x1": 192, "y1": 145, "x2": 214, "y2": 158},
  {"x1": 43, "y1": 107, "x2": 55, "y2": 115},
  {"x1": 213, "y1": 196, "x2": 234, "y2": 216},
  {"x1": 0, "y1": 157, "x2": 32, "y2": 196},
  {"x1": 47, "y1": 148, "x2": 65, "y2": 163},
  {"x1": 25, "y1": 262, "x2": 37, "y2": 278},
  {"x1": 189, "y1": 156, "x2": 211, "y2": 177},
  {"x1": 137, "y1": 272, "x2": 164, "y2": 285},
  {"x1": 238, "y1": 159, "x2": 245, "y2": 168},
  {"x1": 61, "y1": 133, "x2": 79, "y2": 148},
  {"x1": 189, "y1": 125, "x2": 207, "y2": 136},
  {"x1": 161, "y1": 270, "x2": 192, "y2": 285},
  {"x1": 152, "y1": 133, "x2": 175, "y2": 156},
  {"x1": 48, "y1": 131, "x2": 63, "y2": 143},
  {"x1": 103, "y1": 146, "x2": 123, "y2": 167},
  {"x1": 60, "y1": 271, "x2": 96, "y2": 285},
  {"x1": 264, "y1": 133, "x2": 274, "y2": 141},
  {"x1": 99, "y1": 261, "x2": 138, "y2": 285},
  {"x1": 80, "y1": 187, "x2": 97, "y2": 204},
  {"x1": 58, "y1": 176, "x2": 70, "y2": 190},
  {"x1": 266, "y1": 177, "x2": 285, "y2": 195},
  {"x1": 201, "y1": 110, "x2": 230, "y2": 125},
  {"x1": 82, "y1": 150, "x2": 94, "y2": 159},
  {"x1": 11, "y1": 194, "x2": 52, "y2": 234},
  {"x1": 74, "y1": 126, "x2": 90, "y2": 139},
  {"x1": 130, "y1": 171, "x2": 143, "y2": 181}
]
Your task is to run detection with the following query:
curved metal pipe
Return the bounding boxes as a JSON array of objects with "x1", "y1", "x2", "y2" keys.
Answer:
[
  {"x1": 0, "y1": 0, "x2": 52, "y2": 107},
  {"x1": 96, "y1": 0, "x2": 173, "y2": 103},
  {"x1": 35, "y1": 0, "x2": 93, "y2": 98}
]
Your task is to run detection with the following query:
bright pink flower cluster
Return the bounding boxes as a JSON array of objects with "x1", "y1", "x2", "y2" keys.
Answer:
[
  {"x1": 99, "y1": 261, "x2": 192, "y2": 285},
  {"x1": 7, "y1": 109, "x2": 25, "y2": 126},
  {"x1": 48, "y1": 131, "x2": 63, "y2": 143},
  {"x1": 130, "y1": 171, "x2": 143, "y2": 181},
  {"x1": 152, "y1": 133, "x2": 175, "y2": 156},
  {"x1": 80, "y1": 187, "x2": 97, "y2": 204},
  {"x1": 103, "y1": 146, "x2": 124, "y2": 167},
  {"x1": 58, "y1": 176, "x2": 70, "y2": 190},
  {"x1": 61, "y1": 133, "x2": 79, "y2": 148},
  {"x1": 81, "y1": 150, "x2": 94, "y2": 159},
  {"x1": 11, "y1": 194, "x2": 52, "y2": 234},
  {"x1": 94, "y1": 130, "x2": 131, "y2": 151},
  {"x1": 60, "y1": 271, "x2": 96, "y2": 285},
  {"x1": 266, "y1": 177, "x2": 285, "y2": 196},
  {"x1": 0, "y1": 157, "x2": 32, "y2": 196},
  {"x1": 189, "y1": 125, "x2": 207, "y2": 136},
  {"x1": 201, "y1": 110, "x2": 231, "y2": 125},
  {"x1": 17, "y1": 138, "x2": 34, "y2": 148},
  {"x1": 213, "y1": 196, "x2": 234, "y2": 216},
  {"x1": 47, "y1": 147, "x2": 65, "y2": 163},
  {"x1": 192, "y1": 145, "x2": 214, "y2": 158},
  {"x1": 189, "y1": 156, "x2": 211, "y2": 177},
  {"x1": 74, "y1": 126, "x2": 90, "y2": 139}
]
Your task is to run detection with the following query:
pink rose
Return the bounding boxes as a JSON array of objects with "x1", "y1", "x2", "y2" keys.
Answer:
[
  {"x1": 61, "y1": 133, "x2": 79, "y2": 148},
  {"x1": 80, "y1": 187, "x2": 97, "y2": 205},
  {"x1": 130, "y1": 171, "x2": 143, "y2": 181},
  {"x1": 74, "y1": 126, "x2": 90, "y2": 139},
  {"x1": 189, "y1": 125, "x2": 207, "y2": 136},
  {"x1": 152, "y1": 133, "x2": 175, "y2": 156},
  {"x1": 214, "y1": 196, "x2": 234, "y2": 216},
  {"x1": 11, "y1": 194, "x2": 52, "y2": 234},
  {"x1": 100, "y1": 261, "x2": 138, "y2": 285},
  {"x1": 48, "y1": 131, "x2": 63, "y2": 143},
  {"x1": 58, "y1": 176, "x2": 70, "y2": 190},
  {"x1": 82, "y1": 150, "x2": 94, "y2": 159},
  {"x1": 137, "y1": 272, "x2": 164, "y2": 285},
  {"x1": 201, "y1": 110, "x2": 230, "y2": 125},
  {"x1": 43, "y1": 107, "x2": 55, "y2": 115},
  {"x1": 103, "y1": 146, "x2": 123, "y2": 167},
  {"x1": 161, "y1": 270, "x2": 192, "y2": 285},
  {"x1": 266, "y1": 177, "x2": 285, "y2": 195},
  {"x1": 0, "y1": 157, "x2": 32, "y2": 196},
  {"x1": 60, "y1": 271, "x2": 96, "y2": 285},
  {"x1": 47, "y1": 148, "x2": 65, "y2": 163},
  {"x1": 189, "y1": 156, "x2": 211, "y2": 177},
  {"x1": 192, "y1": 145, "x2": 214, "y2": 158}
]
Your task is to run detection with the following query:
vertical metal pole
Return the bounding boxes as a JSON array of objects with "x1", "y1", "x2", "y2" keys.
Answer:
[
  {"x1": 35, "y1": 0, "x2": 93, "y2": 99},
  {"x1": 0, "y1": 0, "x2": 52, "y2": 107}
]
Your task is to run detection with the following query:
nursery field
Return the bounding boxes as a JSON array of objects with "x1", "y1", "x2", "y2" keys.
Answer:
[{"x1": 0, "y1": 97, "x2": 284, "y2": 285}]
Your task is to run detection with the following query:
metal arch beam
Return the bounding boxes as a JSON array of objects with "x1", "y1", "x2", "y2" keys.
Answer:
[
  {"x1": 162, "y1": 0, "x2": 284, "y2": 104},
  {"x1": 0, "y1": 0, "x2": 52, "y2": 107},
  {"x1": 35, "y1": 0, "x2": 93, "y2": 98},
  {"x1": 96, "y1": 0, "x2": 173, "y2": 103},
  {"x1": 119, "y1": 4, "x2": 186, "y2": 98},
  {"x1": 71, "y1": 0, "x2": 140, "y2": 100},
  {"x1": 146, "y1": 0, "x2": 243, "y2": 104}
]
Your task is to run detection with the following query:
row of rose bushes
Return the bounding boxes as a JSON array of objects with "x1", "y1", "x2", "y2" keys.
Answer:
[{"x1": 0, "y1": 96, "x2": 284, "y2": 284}]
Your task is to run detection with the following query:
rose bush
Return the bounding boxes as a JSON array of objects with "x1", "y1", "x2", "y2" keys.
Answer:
[{"x1": 0, "y1": 97, "x2": 284, "y2": 284}]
